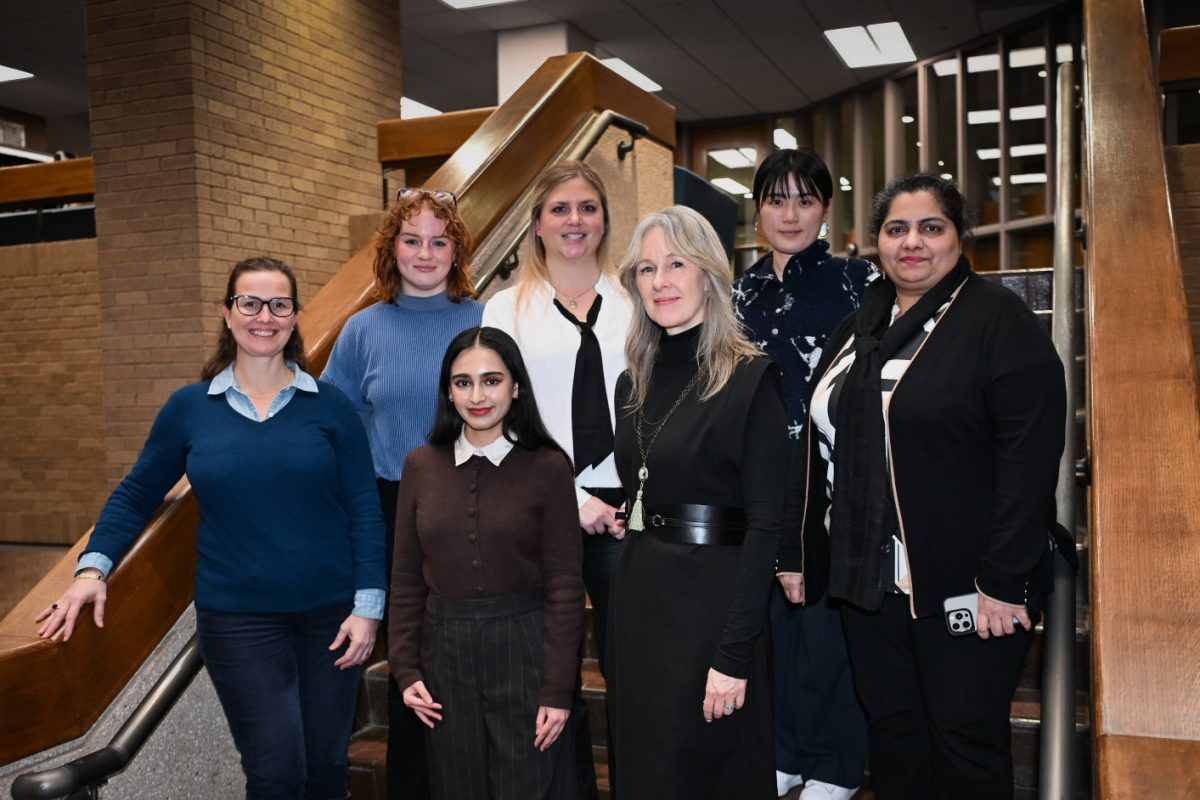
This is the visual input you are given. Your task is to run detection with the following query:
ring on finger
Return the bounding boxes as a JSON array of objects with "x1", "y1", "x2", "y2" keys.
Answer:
[
  {"x1": 51, "y1": 604, "x2": 59, "y2": 610},
  {"x1": 723, "y1": 702, "x2": 735, "y2": 712}
]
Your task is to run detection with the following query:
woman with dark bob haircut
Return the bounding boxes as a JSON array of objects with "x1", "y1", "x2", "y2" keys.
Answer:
[
  {"x1": 780, "y1": 173, "x2": 1066, "y2": 798},
  {"x1": 388, "y1": 326, "x2": 585, "y2": 799},
  {"x1": 322, "y1": 187, "x2": 483, "y2": 798},
  {"x1": 39, "y1": 256, "x2": 386, "y2": 799},
  {"x1": 732, "y1": 147, "x2": 873, "y2": 799}
]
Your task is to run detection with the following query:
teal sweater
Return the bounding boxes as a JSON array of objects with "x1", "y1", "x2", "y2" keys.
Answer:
[{"x1": 86, "y1": 383, "x2": 386, "y2": 613}]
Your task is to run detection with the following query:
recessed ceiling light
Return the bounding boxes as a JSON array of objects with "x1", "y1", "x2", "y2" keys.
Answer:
[
  {"x1": 600, "y1": 58, "x2": 661, "y2": 92},
  {"x1": 968, "y1": 109, "x2": 1001, "y2": 125},
  {"x1": 1010, "y1": 104, "x2": 1046, "y2": 121},
  {"x1": 401, "y1": 97, "x2": 441, "y2": 119},
  {"x1": 901, "y1": 115, "x2": 915, "y2": 124},
  {"x1": 0, "y1": 64, "x2": 33, "y2": 84},
  {"x1": 709, "y1": 147, "x2": 758, "y2": 169},
  {"x1": 1010, "y1": 172, "x2": 1047, "y2": 184},
  {"x1": 940, "y1": 173, "x2": 954, "y2": 180},
  {"x1": 773, "y1": 128, "x2": 798, "y2": 150},
  {"x1": 978, "y1": 143, "x2": 1048, "y2": 161},
  {"x1": 711, "y1": 177, "x2": 751, "y2": 195},
  {"x1": 824, "y1": 22, "x2": 916, "y2": 69},
  {"x1": 438, "y1": 0, "x2": 523, "y2": 8},
  {"x1": 967, "y1": 54, "x2": 1000, "y2": 73},
  {"x1": 933, "y1": 58, "x2": 958, "y2": 77}
]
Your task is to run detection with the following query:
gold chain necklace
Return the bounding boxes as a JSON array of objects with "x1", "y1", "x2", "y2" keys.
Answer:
[{"x1": 629, "y1": 372, "x2": 702, "y2": 532}]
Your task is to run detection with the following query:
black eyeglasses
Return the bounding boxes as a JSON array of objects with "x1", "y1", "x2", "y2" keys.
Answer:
[
  {"x1": 397, "y1": 187, "x2": 458, "y2": 207},
  {"x1": 229, "y1": 295, "x2": 296, "y2": 317}
]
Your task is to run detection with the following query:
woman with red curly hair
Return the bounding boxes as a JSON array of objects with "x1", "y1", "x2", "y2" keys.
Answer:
[{"x1": 322, "y1": 188, "x2": 483, "y2": 799}]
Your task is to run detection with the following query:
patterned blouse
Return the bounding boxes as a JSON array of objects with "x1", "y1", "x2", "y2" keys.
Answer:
[{"x1": 732, "y1": 240, "x2": 877, "y2": 439}]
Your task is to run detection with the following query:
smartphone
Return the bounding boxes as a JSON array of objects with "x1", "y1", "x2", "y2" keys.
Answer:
[{"x1": 943, "y1": 592, "x2": 979, "y2": 637}]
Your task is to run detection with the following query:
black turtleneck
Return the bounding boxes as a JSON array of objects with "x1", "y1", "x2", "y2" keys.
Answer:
[{"x1": 613, "y1": 324, "x2": 788, "y2": 676}]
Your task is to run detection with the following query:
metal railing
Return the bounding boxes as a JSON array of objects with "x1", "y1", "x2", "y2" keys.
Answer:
[
  {"x1": 1039, "y1": 60, "x2": 1080, "y2": 800},
  {"x1": 11, "y1": 637, "x2": 203, "y2": 800},
  {"x1": 472, "y1": 110, "x2": 649, "y2": 294}
]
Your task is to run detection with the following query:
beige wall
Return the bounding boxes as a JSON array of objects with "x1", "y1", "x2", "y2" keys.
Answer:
[
  {"x1": 86, "y1": 0, "x2": 402, "y2": 485},
  {"x1": 0, "y1": 240, "x2": 107, "y2": 544}
]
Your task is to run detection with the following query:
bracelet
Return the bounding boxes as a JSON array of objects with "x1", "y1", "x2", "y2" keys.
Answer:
[{"x1": 74, "y1": 573, "x2": 105, "y2": 582}]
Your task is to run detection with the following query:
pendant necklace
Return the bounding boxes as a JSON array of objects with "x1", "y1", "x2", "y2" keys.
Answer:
[
  {"x1": 549, "y1": 277, "x2": 596, "y2": 310},
  {"x1": 630, "y1": 371, "x2": 702, "y2": 532}
]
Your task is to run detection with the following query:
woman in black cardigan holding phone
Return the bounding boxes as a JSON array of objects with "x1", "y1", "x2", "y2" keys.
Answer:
[{"x1": 778, "y1": 174, "x2": 1065, "y2": 799}]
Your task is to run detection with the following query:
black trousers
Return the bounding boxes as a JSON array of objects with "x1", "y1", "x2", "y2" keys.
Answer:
[
  {"x1": 580, "y1": 487, "x2": 624, "y2": 798},
  {"x1": 378, "y1": 478, "x2": 431, "y2": 800},
  {"x1": 771, "y1": 589, "x2": 867, "y2": 787},
  {"x1": 840, "y1": 594, "x2": 1031, "y2": 800},
  {"x1": 422, "y1": 590, "x2": 576, "y2": 800}
]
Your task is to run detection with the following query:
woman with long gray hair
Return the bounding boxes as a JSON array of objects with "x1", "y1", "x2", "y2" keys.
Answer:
[{"x1": 606, "y1": 206, "x2": 788, "y2": 797}]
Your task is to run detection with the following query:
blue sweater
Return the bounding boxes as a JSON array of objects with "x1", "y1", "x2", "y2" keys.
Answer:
[
  {"x1": 86, "y1": 382, "x2": 387, "y2": 614},
  {"x1": 321, "y1": 293, "x2": 484, "y2": 480}
]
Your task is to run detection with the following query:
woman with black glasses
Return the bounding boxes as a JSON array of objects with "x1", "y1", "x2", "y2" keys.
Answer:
[
  {"x1": 38, "y1": 256, "x2": 386, "y2": 800},
  {"x1": 322, "y1": 187, "x2": 483, "y2": 799}
]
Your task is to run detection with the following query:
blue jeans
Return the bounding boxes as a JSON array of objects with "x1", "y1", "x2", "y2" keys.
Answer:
[{"x1": 196, "y1": 602, "x2": 362, "y2": 800}]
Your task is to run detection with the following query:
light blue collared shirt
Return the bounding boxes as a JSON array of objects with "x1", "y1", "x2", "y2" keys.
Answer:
[{"x1": 79, "y1": 361, "x2": 386, "y2": 620}]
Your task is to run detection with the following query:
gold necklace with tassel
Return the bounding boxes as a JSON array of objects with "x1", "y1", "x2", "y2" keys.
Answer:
[{"x1": 629, "y1": 371, "x2": 702, "y2": 532}]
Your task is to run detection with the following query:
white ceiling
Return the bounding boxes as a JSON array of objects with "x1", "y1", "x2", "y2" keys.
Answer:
[{"x1": 0, "y1": 0, "x2": 1070, "y2": 155}]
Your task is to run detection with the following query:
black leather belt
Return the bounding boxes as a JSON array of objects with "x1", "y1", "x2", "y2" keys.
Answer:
[{"x1": 642, "y1": 504, "x2": 746, "y2": 546}]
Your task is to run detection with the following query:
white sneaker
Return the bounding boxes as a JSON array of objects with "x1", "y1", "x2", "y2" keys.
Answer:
[
  {"x1": 776, "y1": 770, "x2": 805, "y2": 797},
  {"x1": 797, "y1": 779, "x2": 858, "y2": 800}
]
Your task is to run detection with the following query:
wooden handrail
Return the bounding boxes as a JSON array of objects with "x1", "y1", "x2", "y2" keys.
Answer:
[
  {"x1": 378, "y1": 108, "x2": 496, "y2": 164},
  {"x1": 1159, "y1": 25, "x2": 1200, "y2": 85},
  {"x1": 1084, "y1": 0, "x2": 1200, "y2": 795},
  {"x1": 0, "y1": 158, "x2": 95, "y2": 209},
  {"x1": 0, "y1": 51, "x2": 674, "y2": 768}
]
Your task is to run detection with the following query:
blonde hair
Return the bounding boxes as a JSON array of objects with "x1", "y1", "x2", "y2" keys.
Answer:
[
  {"x1": 515, "y1": 160, "x2": 612, "y2": 310},
  {"x1": 618, "y1": 206, "x2": 760, "y2": 407}
]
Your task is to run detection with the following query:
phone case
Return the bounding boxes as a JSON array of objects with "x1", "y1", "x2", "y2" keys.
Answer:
[{"x1": 943, "y1": 592, "x2": 979, "y2": 637}]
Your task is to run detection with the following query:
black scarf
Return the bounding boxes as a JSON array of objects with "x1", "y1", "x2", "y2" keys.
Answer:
[
  {"x1": 553, "y1": 294, "x2": 614, "y2": 476},
  {"x1": 828, "y1": 255, "x2": 972, "y2": 610}
]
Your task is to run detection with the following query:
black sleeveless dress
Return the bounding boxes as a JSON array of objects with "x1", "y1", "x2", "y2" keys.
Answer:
[{"x1": 607, "y1": 325, "x2": 787, "y2": 799}]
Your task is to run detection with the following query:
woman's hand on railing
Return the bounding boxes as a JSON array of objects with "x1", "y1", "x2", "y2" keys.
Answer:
[
  {"x1": 402, "y1": 680, "x2": 444, "y2": 728},
  {"x1": 34, "y1": 570, "x2": 107, "y2": 641}
]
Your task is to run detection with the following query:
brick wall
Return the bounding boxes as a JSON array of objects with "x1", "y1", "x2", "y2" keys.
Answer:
[
  {"x1": 0, "y1": 240, "x2": 108, "y2": 544},
  {"x1": 85, "y1": 0, "x2": 401, "y2": 486},
  {"x1": 1166, "y1": 144, "x2": 1200, "y2": 381}
]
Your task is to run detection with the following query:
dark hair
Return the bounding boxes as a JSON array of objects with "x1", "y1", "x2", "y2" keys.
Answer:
[
  {"x1": 201, "y1": 256, "x2": 308, "y2": 380},
  {"x1": 870, "y1": 173, "x2": 972, "y2": 244},
  {"x1": 372, "y1": 193, "x2": 477, "y2": 304},
  {"x1": 752, "y1": 148, "x2": 834, "y2": 210},
  {"x1": 428, "y1": 327, "x2": 568, "y2": 461}
]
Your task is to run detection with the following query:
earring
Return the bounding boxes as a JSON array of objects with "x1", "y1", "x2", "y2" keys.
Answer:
[
  {"x1": 818, "y1": 221, "x2": 829, "y2": 240},
  {"x1": 753, "y1": 219, "x2": 759, "y2": 233}
]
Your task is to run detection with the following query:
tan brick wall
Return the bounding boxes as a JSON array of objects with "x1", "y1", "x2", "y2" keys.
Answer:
[
  {"x1": 1166, "y1": 144, "x2": 1200, "y2": 382},
  {"x1": 0, "y1": 240, "x2": 108, "y2": 544},
  {"x1": 85, "y1": 0, "x2": 401, "y2": 486}
]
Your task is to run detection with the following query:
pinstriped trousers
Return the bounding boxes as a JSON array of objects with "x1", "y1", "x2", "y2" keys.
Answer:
[{"x1": 422, "y1": 590, "x2": 576, "y2": 800}]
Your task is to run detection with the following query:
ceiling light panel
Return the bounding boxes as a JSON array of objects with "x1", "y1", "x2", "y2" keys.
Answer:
[
  {"x1": 824, "y1": 22, "x2": 916, "y2": 69},
  {"x1": 600, "y1": 58, "x2": 662, "y2": 92},
  {"x1": 711, "y1": 177, "x2": 751, "y2": 195},
  {"x1": 709, "y1": 147, "x2": 758, "y2": 169},
  {"x1": 438, "y1": 0, "x2": 524, "y2": 9},
  {"x1": 0, "y1": 64, "x2": 34, "y2": 84}
]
